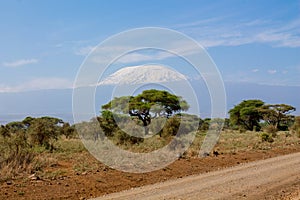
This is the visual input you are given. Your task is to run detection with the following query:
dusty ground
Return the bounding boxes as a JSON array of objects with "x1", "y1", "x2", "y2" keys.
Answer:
[
  {"x1": 1, "y1": 146, "x2": 300, "y2": 200},
  {"x1": 95, "y1": 152, "x2": 300, "y2": 200}
]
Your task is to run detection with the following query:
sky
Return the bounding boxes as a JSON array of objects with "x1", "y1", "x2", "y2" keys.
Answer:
[{"x1": 0, "y1": 0, "x2": 299, "y2": 92}]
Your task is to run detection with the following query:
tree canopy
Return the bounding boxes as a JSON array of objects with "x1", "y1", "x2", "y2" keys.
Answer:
[
  {"x1": 259, "y1": 104, "x2": 296, "y2": 130},
  {"x1": 229, "y1": 99, "x2": 265, "y2": 131},
  {"x1": 229, "y1": 99, "x2": 296, "y2": 131},
  {"x1": 101, "y1": 89, "x2": 189, "y2": 134},
  {"x1": 0, "y1": 116, "x2": 71, "y2": 150}
]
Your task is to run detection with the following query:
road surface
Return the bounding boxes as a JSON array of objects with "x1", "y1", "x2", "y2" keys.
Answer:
[{"x1": 93, "y1": 152, "x2": 300, "y2": 200}]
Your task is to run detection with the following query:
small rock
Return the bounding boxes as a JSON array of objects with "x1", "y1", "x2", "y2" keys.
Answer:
[
  {"x1": 28, "y1": 174, "x2": 35, "y2": 179},
  {"x1": 103, "y1": 167, "x2": 109, "y2": 171},
  {"x1": 28, "y1": 174, "x2": 40, "y2": 180},
  {"x1": 202, "y1": 152, "x2": 210, "y2": 157},
  {"x1": 6, "y1": 180, "x2": 13, "y2": 185}
]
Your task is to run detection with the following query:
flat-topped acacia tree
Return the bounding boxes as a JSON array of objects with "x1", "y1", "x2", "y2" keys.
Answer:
[{"x1": 101, "y1": 89, "x2": 189, "y2": 135}]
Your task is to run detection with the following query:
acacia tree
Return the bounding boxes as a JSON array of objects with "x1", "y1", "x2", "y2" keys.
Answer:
[
  {"x1": 228, "y1": 99, "x2": 264, "y2": 131},
  {"x1": 102, "y1": 89, "x2": 189, "y2": 135},
  {"x1": 24, "y1": 116, "x2": 64, "y2": 150},
  {"x1": 259, "y1": 104, "x2": 296, "y2": 130}
]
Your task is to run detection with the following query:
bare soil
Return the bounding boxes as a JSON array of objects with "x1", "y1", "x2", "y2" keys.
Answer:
[
  {"x1": 1, "y1": 147, "x2": 300, "y2": 200},
  {"x1": 95, "y1": 151, "x2": 300, "y2": 200}
]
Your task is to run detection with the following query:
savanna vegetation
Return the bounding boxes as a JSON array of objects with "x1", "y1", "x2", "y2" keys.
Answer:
[
  {"x1": 0, "y1": 116, "x2": 76, "y2": 181},
  {"x1": 0, "y1": 89, "x2": 299, "y2": 183}
]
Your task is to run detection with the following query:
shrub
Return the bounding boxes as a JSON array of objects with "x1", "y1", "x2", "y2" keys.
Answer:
[
  {"x1": 239, "y1": 127, "x2": 247, "y2": 133},
  {"x1": 98, "y1": 112, "x2": 118, "y2": 137},
  {"x1": 291, "y1": 116, "x2": 300, "y2": 137},
  {"x1": 0, "y1": 116, "x2": 68, "y2": 181},
  {"x1": 114, "y1": 130, "x2": 143, "y2": 145},
  {"x1": 60, "y1": 123, "x2": 77, "y2": 139},
  {"x1": 27, "y1": 117, "x2": 63, "y2": 150},
  {"x1": 260, "y1": 132, "x2": 274, "y2": 143},
  {"x1": 0, "y1": 133, "x2": 35, "y2": 181},
  {"x1": 198, "y1": 118, "x2": 210, "y2": 131},
  {"x1": 149, "y1": 117, "x2": 166, "y2": 135},
  {"x1": 162, "y1": 116, "x2": 180, "y2": 137},
  {"x1": 263, "y1": 125, "x2": 278, "y2": 137}
]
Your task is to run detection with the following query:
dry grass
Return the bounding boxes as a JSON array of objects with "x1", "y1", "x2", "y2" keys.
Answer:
[
  {"x1": 1, "y1": 129, "x2": 299, "y2": 182},
  {"x1": 214, "y1": 130, "x2": 299, "y2": 153}
]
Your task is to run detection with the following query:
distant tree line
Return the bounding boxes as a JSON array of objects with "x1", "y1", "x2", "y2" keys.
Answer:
[
  {"x1": 0, "y1": 90, "x2": 299, "y2": 174},
  {"x1": 0, "y1": 95, "x2": 298, "y2": 149},
  {"x1": 0, "y1": 116, "x2": 75, "y2": 151}
]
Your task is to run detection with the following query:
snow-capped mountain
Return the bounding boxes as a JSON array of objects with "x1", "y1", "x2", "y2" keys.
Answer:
[
  {"x1": 0, "y1": 82, "x2": 300, "y2": 124},
  {"x1": 98, "y1": 65, "x2": 187, "y2": 85}
]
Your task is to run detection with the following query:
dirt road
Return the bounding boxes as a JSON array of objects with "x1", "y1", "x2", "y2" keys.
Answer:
[{"x1": 94, "y1": 152, "x2": 300, "y2": 200}]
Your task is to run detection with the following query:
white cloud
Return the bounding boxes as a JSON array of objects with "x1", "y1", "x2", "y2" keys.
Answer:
[
  {"x1": 268, "y1": 70, "x2": 277, "y2": 74},
  {"x1": 173, "y1": 17, "x2": 224, "y2": 29},
  {"x1": 0, "y1": 77, "x2": 73, "y2": 93},
  {"x1": 116, "y1": 51, "x2": 181, "y2": 64},
  {"x1": 3, "y1": 59, "x2": 38, "y2": 67},
  {"x1": 243, "y1": 19, "x2": 270, "y2": 26},
  {"x1": 82, "y1": 38, "x2": 205, "y2": 65},
  {"x1": 176, "y1": 18, "x2": 300, "y2": 48},
  {"x1": 252, "y1": 69, "x2": 259, "y2": 73}
]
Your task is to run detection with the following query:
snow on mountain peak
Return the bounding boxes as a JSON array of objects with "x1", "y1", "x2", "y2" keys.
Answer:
[{"x1": 98, "y1": 65, "x2": 187, "y2": 85}]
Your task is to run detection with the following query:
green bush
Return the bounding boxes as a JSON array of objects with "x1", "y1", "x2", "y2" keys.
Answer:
[
  {"x1": 162, "y1": 116, "x2": 180, "y2": 137},
  {"x1": 260, "y1": 132, "x2": 274, "y2": 143},
  {"x1": 291, "y1": 116, "x2": 300, "y2": 137},
  {"x1": 98, "y1": 111, "x2": 118, "y2": 137},
  {"x1": 0, "y1": 133, "x2": 35, "y2": 181},
  {"x1": 26, "y1": 117, "x2": 63, "y2": 150},
  {"x1": 198, "y1": 118, "x2": 210, "y2": 131},
  {"x1": 114, "y1": 130, "x2": 143, "y2": 145},
  {"x1": 0, "y1": 116, "x2": 69, "y2": 181},
  {"x1": 60, "y1": 123, "x2": 77, "y2": 139}
]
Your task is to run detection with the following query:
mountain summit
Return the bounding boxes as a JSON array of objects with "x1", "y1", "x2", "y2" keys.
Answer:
[{"x1": 98, "y1": 65, "x2": 187, "y2": 85}]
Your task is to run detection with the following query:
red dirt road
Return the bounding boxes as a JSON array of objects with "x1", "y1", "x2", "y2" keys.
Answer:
[{"x1": 95, "y1": 152, "x2": 300, "y2": 200}]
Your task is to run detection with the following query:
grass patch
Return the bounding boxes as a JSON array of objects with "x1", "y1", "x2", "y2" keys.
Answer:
[
  {"x1": 1, "y1": 127, "x2": 299, "y2": 182},
  {"x1": 37, "y1": 169, "x2": 67, "y2": 180}
]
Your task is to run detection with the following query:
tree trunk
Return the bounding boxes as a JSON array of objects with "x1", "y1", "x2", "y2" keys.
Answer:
[{"x1": 144, "y1": 126, "x2": 149, "y2": 135}]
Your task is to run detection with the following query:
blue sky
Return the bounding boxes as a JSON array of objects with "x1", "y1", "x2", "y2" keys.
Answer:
[{"x1": 0, "y1": 0, "x2": 300, "y2": 92}]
